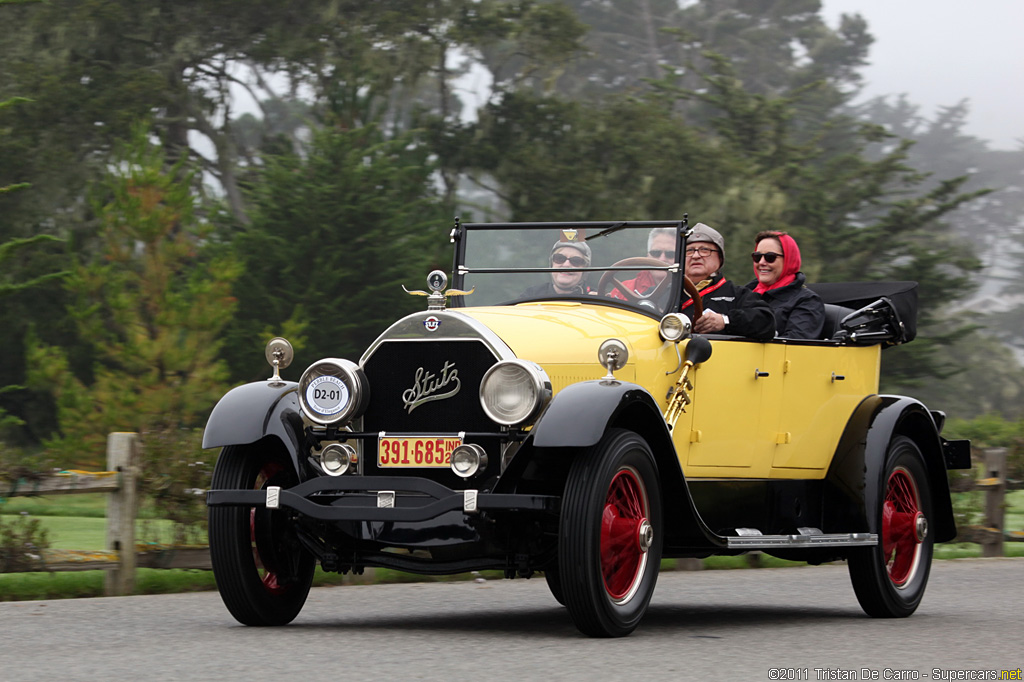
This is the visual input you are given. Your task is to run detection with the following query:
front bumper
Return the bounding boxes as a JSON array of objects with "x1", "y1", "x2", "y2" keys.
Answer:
[{"x1": 206, "y1": 475, "x2": 560, "y2": 523}]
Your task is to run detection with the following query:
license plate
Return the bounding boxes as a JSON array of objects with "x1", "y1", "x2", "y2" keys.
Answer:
[{"x1": 378, "y1": 436, "x2": 461, "y2": 468}]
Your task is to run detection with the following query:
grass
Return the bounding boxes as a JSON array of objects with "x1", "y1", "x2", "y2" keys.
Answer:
[{"x1": 2, "y1": 490, "x2": 1022, "y2": 602}]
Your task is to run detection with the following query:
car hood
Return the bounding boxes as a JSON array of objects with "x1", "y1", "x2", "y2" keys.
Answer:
[{"x1": 361, "y1": 303, "x2": 671, "y2": 391}]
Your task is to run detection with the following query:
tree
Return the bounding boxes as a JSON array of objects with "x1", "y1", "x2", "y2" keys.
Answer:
[
  {"x1": 0, "y1": 90, "x2": 70, "y2": 449},
  {"x1": 549, "y1": 0, "x2": 873, "y2": 106},
  {"x1": 218, "y1": 119, "x2": 449, "y2": 383},
  {"x1": 26, "y1": 126, "x2": 239, "y2": 467},
  {"x1": 461, "y1": 90, "x2": 730, "y2": 221}
]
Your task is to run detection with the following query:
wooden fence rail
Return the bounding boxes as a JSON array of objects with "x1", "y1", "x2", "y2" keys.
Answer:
[
  {"x1": 2, "y1": 433, "x2": 210, "y2": 595},
  {"x1": 1, "y1": 438, "x2": 1020, "y2": 595}
]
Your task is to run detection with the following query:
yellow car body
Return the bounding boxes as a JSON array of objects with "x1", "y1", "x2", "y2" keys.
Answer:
[{"x1": 461, "y1": 302, "x2": 880, "y2": 478}]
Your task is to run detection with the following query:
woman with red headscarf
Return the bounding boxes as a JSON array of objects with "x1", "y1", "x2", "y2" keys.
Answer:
[{"x1": 745, "y1": 231, "x2": 825, "y2": 339}]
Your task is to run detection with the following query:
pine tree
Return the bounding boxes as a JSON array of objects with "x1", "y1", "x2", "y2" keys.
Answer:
[{"x1": 26, "y1": 126, "x2": 239, "y2": 467}]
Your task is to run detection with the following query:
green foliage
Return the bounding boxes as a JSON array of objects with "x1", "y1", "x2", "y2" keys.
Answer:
[
  {"x1": 26, "y1": 126, "x2": 239, "y2": 467},
  {"x1": 945, "y1": 413, "x2": 1024, "y2": 486},
  {"x1": 946, "y1": 413, "x2": 1024, "y2": 448},
  {"x1": 219, "y1": 123, "x2": 449, "y2": 381},
  {"x1": 461, "y1": 91, "x2": 729, "y2": 221},
  {"x1": 0, "y1": 513, "x2": 49, "y2": 573},
  {"x1": 137, "y1": 427, "x2": 212, "y2": 545}
]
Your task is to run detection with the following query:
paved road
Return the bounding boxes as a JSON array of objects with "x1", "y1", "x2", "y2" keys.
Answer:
[{"x1": 2, "y1": 559, "x2": 1022, "y2": 682}]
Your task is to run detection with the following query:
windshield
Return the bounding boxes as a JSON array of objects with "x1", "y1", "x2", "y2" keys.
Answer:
[{"x1": 453, "y1": 221, "x2": 686, "y2": 317}]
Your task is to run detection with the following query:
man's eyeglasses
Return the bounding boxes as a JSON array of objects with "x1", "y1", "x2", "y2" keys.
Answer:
[
  {"x1": 552, "y1": 253, "x2": 587, "y2": 267},
  {"x1": 684, "y1": 246, "x2": 718, "y2": 258},
  {"x1": 648, "y1": 249, "x2": 673, "y2": 259},
  {"x1": 751, "y1": 252, "x2": 783, "y2": 264}
]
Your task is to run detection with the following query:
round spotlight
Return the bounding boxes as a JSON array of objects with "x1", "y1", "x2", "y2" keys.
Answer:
[
  {"x1": 321, "y1": 443, "x2": 356, "y2": 476},
  {"x1": 450, "y1": 443, "x2": 489, "y2": 478},
  {"x1": 479, "y1": 360, "x2": 551, "y2": 426}
]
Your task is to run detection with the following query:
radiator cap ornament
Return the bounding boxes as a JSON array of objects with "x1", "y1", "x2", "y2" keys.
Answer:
[{"x1": 403, "y1": 270, "x2": 475, "y2": 311}]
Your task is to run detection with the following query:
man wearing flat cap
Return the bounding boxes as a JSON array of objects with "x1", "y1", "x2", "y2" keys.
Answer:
[{"x1": 680, "y1": 223, "x2": 774, "y2": 339}]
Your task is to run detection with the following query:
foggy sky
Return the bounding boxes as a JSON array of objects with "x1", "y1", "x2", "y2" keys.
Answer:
[{"x1": 821, "y1": 0, "x2": 1024, "y2": 150}]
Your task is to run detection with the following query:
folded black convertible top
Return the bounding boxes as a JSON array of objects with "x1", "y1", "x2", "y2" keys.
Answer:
[{"x1": 807, "y1": 281, "x2": 918, "y2": 344}]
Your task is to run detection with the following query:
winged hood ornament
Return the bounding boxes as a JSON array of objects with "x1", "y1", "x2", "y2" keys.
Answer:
[{"x1": 403, "y1": 270, "x2": 474, "y2": 311}]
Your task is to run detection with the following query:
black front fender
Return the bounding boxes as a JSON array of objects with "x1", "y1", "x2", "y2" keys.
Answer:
[
  {"x1": 530, "y1": 380, "x2": 666, "y2": 449},
  {"x1": 515, "y1": 380, "x2": 717, "y2": 550},
  {"x1": 202, "y1": 381, "x2": 304, "y2": 462}
]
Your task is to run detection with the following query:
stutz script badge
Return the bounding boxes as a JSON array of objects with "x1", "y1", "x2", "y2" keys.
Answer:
[{"x1": 402, "y1": 361, "x2": 460, "y2": 413}]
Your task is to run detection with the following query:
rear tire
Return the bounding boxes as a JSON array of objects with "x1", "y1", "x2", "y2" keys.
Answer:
[
  {"x1": 209, "y1": 442, "x2": 315, "y2": 626},
  {"x1": 848, "y1": 436, "x2": 933, "y2": 618},
  {"x1": 559, "y1": 429, "x2": 662, "y2": 637}
]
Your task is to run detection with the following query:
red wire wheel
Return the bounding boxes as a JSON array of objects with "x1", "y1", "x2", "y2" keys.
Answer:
[
  {"x1": 600, "y1": 468, "x2": 652, "y2": 603},
  {"x1": 881, "y1": 466, "x2": 926, "y2": 587},
  {"x1": 560, "y1": 428, "x2": 662, "y2": 637},
  {"x1": 848, "y1": 435, "x2": 934, "y2": 618}
]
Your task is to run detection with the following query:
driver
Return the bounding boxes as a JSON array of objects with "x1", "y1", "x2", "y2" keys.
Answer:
[{"x1": 520, "y1": 237, "x2": 593, "y2": 298}]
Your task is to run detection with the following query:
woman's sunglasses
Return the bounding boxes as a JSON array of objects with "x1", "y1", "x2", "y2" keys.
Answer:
[
  {"x1": 751, "y1": 252, "x2": 783, "y2": 264},
  {"x1": 552, "y1": 253, "x2": 587, "y2": 267}
]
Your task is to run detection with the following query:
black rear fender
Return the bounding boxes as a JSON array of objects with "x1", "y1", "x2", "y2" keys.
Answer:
[{"x1": 824, "y1": 395, "x2": 957, "y2": 542}]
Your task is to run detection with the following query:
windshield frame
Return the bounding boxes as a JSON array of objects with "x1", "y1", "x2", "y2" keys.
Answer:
[{"x1": 449, "y1": 220, "x2": 689, "y2": 318}]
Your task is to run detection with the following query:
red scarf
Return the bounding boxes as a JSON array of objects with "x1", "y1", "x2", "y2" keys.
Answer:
[{"x1": 752, "y1": 232, "x2": 800, "y2": 294}]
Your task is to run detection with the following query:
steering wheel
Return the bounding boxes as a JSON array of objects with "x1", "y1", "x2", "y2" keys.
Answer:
[{"x1": 597, "y1": 257, "x2": 703, "y2": 318}]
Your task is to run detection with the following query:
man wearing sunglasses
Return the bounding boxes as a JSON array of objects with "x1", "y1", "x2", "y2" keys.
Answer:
[
  {"x1": 520, "y1": 238, "x2": 594, "y2": 298},
  {"x1": 680, "y1": 223, "x2": 775, "y2": 339},
  {"x1": 745, "y1": 230, "x2": 824, "y2": 339}
]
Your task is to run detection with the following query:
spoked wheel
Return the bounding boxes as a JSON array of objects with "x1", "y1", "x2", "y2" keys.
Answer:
[
  {"x1": 559, "y1": 428, "x2": 662, "y2": 637},
  {"x1": 848, "y1": 436, "x2": 934, "y2": 618},
  {"x1": 209, "y1": 442, "x2": 315, "y2": 625}
]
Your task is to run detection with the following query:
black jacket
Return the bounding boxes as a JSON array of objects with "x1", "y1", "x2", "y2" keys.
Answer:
[
  {"x1": 683, "y1": 274, "x2": 775, "y2": 340},
  {"x1": 745, "y1": 272, "x2": 825, "y2": 339}
]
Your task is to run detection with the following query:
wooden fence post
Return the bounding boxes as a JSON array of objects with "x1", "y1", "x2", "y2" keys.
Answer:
[
  {"x1": 980, "y1": 447, "x2": 1006, "y2": 558},
  {"x1": 105, "y1": 433, "x2": 140, "y2": 595}
]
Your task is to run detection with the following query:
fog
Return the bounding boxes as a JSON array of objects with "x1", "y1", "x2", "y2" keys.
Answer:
[{"x1": 821, "y1": 0, "x2": 1024, "y2": 150}]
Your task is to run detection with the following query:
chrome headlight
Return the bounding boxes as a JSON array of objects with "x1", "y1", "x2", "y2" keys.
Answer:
[
  {"x1": 298, "y1": 358, "x2": 369, "y2": 426},
  {"x1": 479, "y1": 360, "x2": 552, "y2": 427},
  {"x1": 659, "y1": 313, "x2": 692, "y2": 342}
]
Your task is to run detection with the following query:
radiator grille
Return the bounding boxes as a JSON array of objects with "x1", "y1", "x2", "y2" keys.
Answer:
[{"x1": 361, "y1": 340, "x2": 498, "y2": 434}]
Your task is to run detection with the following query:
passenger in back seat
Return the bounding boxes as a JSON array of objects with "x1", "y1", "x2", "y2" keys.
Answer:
[{"x1": 745, "y1": 231, "x2": 825, "y2": 339}]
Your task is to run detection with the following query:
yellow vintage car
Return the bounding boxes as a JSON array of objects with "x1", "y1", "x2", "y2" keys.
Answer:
[{"x1": 204, "y1": 220, "x2": 970, "y2": 638}]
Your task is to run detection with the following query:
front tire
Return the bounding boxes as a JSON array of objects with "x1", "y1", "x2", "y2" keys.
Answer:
[
  {"x1": 544, "y1": 563, "x2": 565, "y2": 606},
  {"x1": 848, "y1": 436, "x2": 933, "y2": 618},
  {"x1": 209, "y1": 442, "x2": 315, "y2": 626},
  {"x1": 559, "y1": 429, "x2": 662, "y2": 637}
]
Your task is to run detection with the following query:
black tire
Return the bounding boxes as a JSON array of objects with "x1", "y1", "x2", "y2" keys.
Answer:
[
  {"x1": 559, "y1": 428, "x2": 662, "y2": 637},
  {"x1": 208, "y1": 442, "x2": 315, "y2": 626},
  {"x1": 544, "y1": 563, "x2": 565, "y2": 606},
  {"x1": 848, "y1": 436, "x2": 934, "y2": 618}
]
